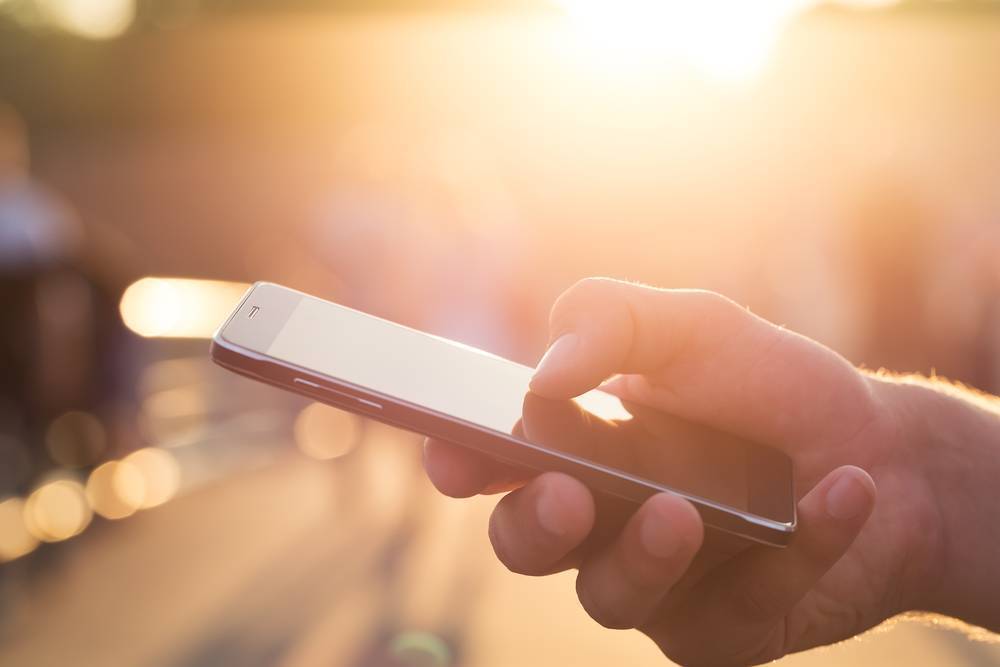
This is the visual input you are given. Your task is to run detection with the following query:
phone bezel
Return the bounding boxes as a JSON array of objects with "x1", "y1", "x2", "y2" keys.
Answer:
[{"x1": 211, "y1": 282, "x2": 796, "y2": 547}]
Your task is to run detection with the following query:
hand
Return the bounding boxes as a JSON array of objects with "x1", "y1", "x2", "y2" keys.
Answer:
[{"x1": 424, "y1": 278, "x2": 948, "y2": 666}]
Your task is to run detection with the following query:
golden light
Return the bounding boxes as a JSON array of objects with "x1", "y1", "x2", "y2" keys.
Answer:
[
  {"x1": 138, "y1": 385, "x2": 209, "y2": 447},
  {"x1": 124, "y1": 447, "x2": 181, "y2": 509},
  {"x1": 45, "y1": 410, "x2": 107, "y2": 468},
  {"x1": 119, "y1": 277, "x2": 249, "y2": 338},
  {"x1": 86, "y1": 461, "x2": 145, "y2": 520},
  {"x1": 139, "y1": 357, "x2": 211, "y2": 396},
  {"x1": 574, "y1": 390, "x2": 633, "y2": 422},
  {"x1": 293, "y1": 402, "x2": 363, "y2": 460},
  {"x1": 388, "y1": 631, "x2": 453, "y2": 667},
  {"x1": 38, "y1": 0, "x2": 135, "y2": 40},
  {"x1": 0, "y1": 498, "x2": 39, "y2": 562},
  {"x1": 142, "y1": 386, "x2": 207, "y2": 421},
  {"x1": 555, "y1": 0, "x2": 807, "y2": 83},
  {"x1": 23, "y1": 479, "x2": 92, "y2": 543}
]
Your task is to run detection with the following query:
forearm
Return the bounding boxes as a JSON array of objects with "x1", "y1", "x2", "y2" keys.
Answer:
[{"x1": 880, "y1": 374, "x2": 1000, "y2": 631}]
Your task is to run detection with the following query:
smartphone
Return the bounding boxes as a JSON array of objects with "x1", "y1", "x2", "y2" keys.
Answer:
[{"x1": 211, "y1": 282, "x2": 795, "y2": 546}]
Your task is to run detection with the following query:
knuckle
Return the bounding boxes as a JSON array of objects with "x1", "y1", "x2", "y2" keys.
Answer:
[
  {"x1": 571, "y1": 276, "x2": 621, "y2": 295},
  {"x1": 680, "y1": 290, "x2": 757, "y2": 351},
  {"x1": 689, "y1": 289, "x2": 740, "y2": 320},
  {"x1": 554, "y1": 277, "x2": 623, "y2": 316},
  {"x1": 550, "y1": 277, "x2": 637, "y2": 340}
]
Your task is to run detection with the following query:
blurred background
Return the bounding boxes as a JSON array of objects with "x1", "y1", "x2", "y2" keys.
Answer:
[{"x1": 2, "y1": 0, "x2": 1000, "y2": 665}]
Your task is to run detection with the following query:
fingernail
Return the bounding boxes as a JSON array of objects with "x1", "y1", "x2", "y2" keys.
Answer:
[
  {"x1": 825, "y1": 472, "x2": 872, "y2": 520},
  {"x1": 639, "y1": 504, "x2": 680, "y2": 559},
  {"x1": 532, "y1": 334, "x2": 579, "y2": 385},
  {"x1": 536, "y1": 486, "x2": 568, "y2": 538}
]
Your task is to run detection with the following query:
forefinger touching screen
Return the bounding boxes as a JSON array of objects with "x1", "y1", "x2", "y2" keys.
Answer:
[{"x1": 266, "y1": 296, "x2": 750, "y2": 511}]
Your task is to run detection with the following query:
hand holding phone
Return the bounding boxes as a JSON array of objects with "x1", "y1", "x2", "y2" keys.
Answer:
[
  {"x1": 426, "y1": 278, "x2": 889, "y2": 666},
  {"x1": 211, "y1": 281, "x2": 795, "y2": 546}
]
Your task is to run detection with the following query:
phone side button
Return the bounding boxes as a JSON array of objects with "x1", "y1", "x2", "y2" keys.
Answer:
[{"x1": 293, "y1": 377, "x2": 382, "y2": 411}]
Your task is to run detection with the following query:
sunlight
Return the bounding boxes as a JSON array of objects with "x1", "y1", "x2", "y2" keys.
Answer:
[
  {"x1": 555, "y1": 0, "x2": 808, "y2": 83},
  {"x1": 37, "y1": 0, "x2": 135, "y2": 40}
]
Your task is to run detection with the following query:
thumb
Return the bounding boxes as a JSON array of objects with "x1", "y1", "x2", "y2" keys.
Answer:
[
  {"x1": 527, "y1": 278, "x2": 877, "y2": 452},
  {"x1": 529, "y1": 278, "x2": 734, "y2": 399}
]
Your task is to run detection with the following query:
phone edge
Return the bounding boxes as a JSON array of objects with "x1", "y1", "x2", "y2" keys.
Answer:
[{"x1": 210, "y1": 327, "x2": 795, "y2": 548}]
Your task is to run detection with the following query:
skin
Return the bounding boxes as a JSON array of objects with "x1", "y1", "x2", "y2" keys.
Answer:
[{"x1": 422, "y1": 278, "x2": 1000, "y2": 666}]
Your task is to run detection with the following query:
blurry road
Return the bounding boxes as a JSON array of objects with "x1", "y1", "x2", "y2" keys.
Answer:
[{"x1": 1, "y1": 423, "x2": 998, "y2": 667}]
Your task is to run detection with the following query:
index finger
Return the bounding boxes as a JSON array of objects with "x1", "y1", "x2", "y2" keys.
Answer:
[{"x1": 422, "y1": 438, "x2": 530, "y2": 497}]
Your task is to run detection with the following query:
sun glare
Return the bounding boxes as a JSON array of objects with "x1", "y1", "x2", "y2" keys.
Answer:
[{"x1": 555, "y1": 0, "x2": 808, "y2": 83}]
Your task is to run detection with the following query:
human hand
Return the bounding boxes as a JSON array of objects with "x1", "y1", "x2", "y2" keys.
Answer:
[{"x1": 424, "y1": 278, "x2": 946, "y2": 665}]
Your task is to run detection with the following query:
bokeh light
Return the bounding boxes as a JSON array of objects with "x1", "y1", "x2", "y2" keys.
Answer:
[
  {"x1": 44, "y1": 410, "x2": 107, "y2": 468},
  {"x1": 139, "y1": 385, "x2": 208, "y2": 444},
  {"x1": 123, "y1": 448, "x2": 182, "y2": 509},
  {"x1": 388, "y1": 631, "x2": 453, "y2": 667},
  {"x1": 0, "y1": 498, "x2": 39, "y2": 562},
  {"x1": 139, "y1": 357, "x2": 212, "y2": 397},
  {"x1": 2, "y1": 2, "x2": 998, "y2": 666},
  {"x1": 293, "y1": 402, "x2": 363, "y2": 461},
  {"x1": 142, "y1": 386, "x2": 207, "y2": 422},
  {"x1": 37, "y1": 0, "x2": 135, "y2": 40},
  {"x1": 119, "y1": 277, "x2": 249, "y2": 339},
  {"x1": 85, "y1": 460, "x2": 145, "y2": 520},
  {"x1": 23, "y1": 479, "x2": 92, "y2": 543}
]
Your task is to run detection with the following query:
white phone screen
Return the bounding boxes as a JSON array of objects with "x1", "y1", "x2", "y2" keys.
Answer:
[{"x1": 264, "y1": 294, "x2": 753, "y2": 513}]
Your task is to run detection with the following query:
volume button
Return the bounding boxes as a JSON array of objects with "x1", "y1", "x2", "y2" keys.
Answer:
[
  {"x1": 293, "y1": 377, "x2": 382, "y2": 411},
  {"x1": 293, "y1": 377, "x2": 322, "y2": 390},
  {"x1": 353, "y1": 396, "x2": 383, "y2": 410}
]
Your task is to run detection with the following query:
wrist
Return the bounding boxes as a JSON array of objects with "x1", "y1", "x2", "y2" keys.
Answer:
[{"x1": 876, "y1": 375, "x2": 1000, "y2": 630}]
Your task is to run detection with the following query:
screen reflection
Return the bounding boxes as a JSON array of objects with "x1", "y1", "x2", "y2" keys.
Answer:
[{"x1": 518, "y1": 392, "x2": 749, "y2": 511}]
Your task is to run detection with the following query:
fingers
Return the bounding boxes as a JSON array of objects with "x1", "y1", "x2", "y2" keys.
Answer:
[
  {"x1": 575, "y1": 492, "x2": 703, "y2": 629},
  {"x1": 488, "y1": 472, "x2": 595, "y2": 576},
  {"x1": 530, "y1": 278, "x2": 729, "y2": 397},
  {"x1": 530, "y1": 277, "x2": 878, "y2": 449},
  {"x1": 652, "y1": 466, "x2": 877, "y2": 665},
  {"x1": 422, "y1": 438, "x2": 527, "y2": 497}
]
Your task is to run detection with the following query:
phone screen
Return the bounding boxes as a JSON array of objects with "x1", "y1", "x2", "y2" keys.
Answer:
[{"x1": 237, "y1": 290, "x2": 788, "y2": 520}]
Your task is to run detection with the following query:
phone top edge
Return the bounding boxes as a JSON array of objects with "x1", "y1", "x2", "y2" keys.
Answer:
[
  {"x1": 211, "y1": 282, "x2": 258, "y2": 343},
  {"x1": 229, "y1": 282, "x2": 528, "y2": 369}
]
